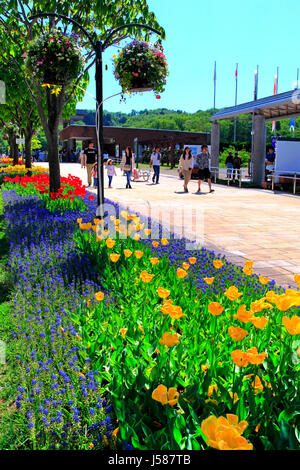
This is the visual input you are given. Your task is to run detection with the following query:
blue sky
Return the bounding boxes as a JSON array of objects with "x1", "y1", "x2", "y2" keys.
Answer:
[{"x1": 78, "y1": 0, "x2": 300, "y2": 113}]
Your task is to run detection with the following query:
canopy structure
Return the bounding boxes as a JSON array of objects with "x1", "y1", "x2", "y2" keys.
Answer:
[{"x1": 209, "y1": 89, "x2": 300, "y2": 185}]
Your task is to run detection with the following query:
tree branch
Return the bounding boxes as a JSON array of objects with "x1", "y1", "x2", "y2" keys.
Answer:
[{"x1": 64, "y1": 57, "x2": 96, "y2": 104}]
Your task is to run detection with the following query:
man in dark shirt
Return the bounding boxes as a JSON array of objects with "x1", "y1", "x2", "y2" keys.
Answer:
[{"x1": 84, "y1": 142, "x2": 97, "y2": 187}]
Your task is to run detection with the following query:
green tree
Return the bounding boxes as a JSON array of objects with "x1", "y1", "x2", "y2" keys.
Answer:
[
  {"x1": 0, "y1": 0, "x2": 164, "y2": 192},
  {"x1": 0, "y1": 54, "x2": 42, "y2": 167}
]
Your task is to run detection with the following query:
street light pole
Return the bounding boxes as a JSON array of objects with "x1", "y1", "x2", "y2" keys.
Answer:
[{"x1": 29, "y1": 12, "x2": 162, "y2": 218}]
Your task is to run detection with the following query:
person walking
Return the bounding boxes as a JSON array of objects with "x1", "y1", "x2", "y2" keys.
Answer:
[
  {"x1": 232, "y1": 152, "x2": 242, "y2": 182},
  {"x1": 83, "y1": 142, "x2": 97, "y2": 187},
  {"x1": 150, "y1": 146, "x2": 161, "y2": 184},
  {"x1": 91, "y1": 163, "x2": 98, "y2": 188},
  {"x1": 121, "y1": 146, "x2": 135, "y2": 189},
  {"x1": 195, "y1": 144, "x2": 214, "y2": 193},
  {"x1": 178, "y1": 147, "x2": 193, "y2": 193},
  {"x1": 225, "y1": 152, "x2": 234, "y2": 179},
  {"x1": 106, "y1": 159, "x2": 117, "y2": 188}
]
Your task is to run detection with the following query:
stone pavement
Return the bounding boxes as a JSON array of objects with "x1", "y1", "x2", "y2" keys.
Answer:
[{"x1": 39, "y1": 163, "x2": 300, "y2": 288}]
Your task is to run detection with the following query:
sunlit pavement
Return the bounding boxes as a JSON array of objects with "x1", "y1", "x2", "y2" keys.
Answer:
[{"x1": 38, "y1": 162, "x2": 300, "y2": 288}]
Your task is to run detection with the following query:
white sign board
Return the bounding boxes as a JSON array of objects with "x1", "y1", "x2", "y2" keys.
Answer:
[
  {"x1": 16, "y1": 139, "x2": 25, "y2": 145},
  {"x1": 275, "y1": 141, "x2": 300, "y2": 174},
  {"x1": 0, "y1": 80, "x2": 5, "y2": 104}
]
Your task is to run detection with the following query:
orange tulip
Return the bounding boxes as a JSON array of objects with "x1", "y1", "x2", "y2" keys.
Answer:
[
  {"x1": 110, "y1": 253, "x2": 120, "y2": 263},
  {"x1": 123, "y1": 249, "x2": 132, "y2": 258},
  {"x1": 204, "y1": 277, "x2": 215, "y2": 285},
  {"x1": 144, "y1": 229, "x2": 151, "y2": 237},
  {"x1": 208, "y1": 302, "x2": 224, "y2": 316},
  {"x1": 152, "y1": 385, "x2": 179, "y2": 407},
  {"x1": 159, "y1": 332, "x2": 180, "y2": 347},
  {"x1": 119, "y1": 328, "x2": 128, "y2": 338},
  {"x1": 135, "y1": 250, "x2": 144, "y2": 259},
  {"x1": 150, "y1": 257, "x2": 159, "y2": 266},
  {"x1": 161, "y1": 238, "x2": 169, "y2": 246},
  {"x1": 282, "y1": 316, "x2": 300, "y2": 335},
  {"x1": 252, "y1": 376, "x2": 264, "y2": 394},
  {"x1": 243, "y1": 266, "x2": 254, "y2": 276},
  {"x1": 231, "y1": 350, "x2": 249, "y2": 367},
  {"x1": 213, "y1": 259, "x2": 223, "y2": 269},
  {"x1": 207, "y1": 384, "x2": 218, "y2": 397},
  {"x1": 201, "y1": 414, "x2": 252, "y2": 450},
  {"x1": 228, "y1": 392, "x2": 239, "y2": 404},
  {"x1": 182, "y1": 262, "x2": 190, "y2": 271},
  {"x1": 168, "y1": 305, "x2": 186, "y2": 320},
  {"x1": 225, "y1": 286, "x2": 243, "y2": 301},
  {"x1": 228, "y1": 326, "x2": 248, "y2": 342},
  {"x1": 94, "y1": 292, "x2": 104, "y2": 302},
  {"x1": 294, "y1": 274, "x2": 300, "y2": 284},
  {"x1": 188, "y1": 257, "x2": 197, "y2": 265},
  {"x1": 259, "y1": 275, "x2": 270, "y2": 285},
  {"x1": 77, "y1": 218, "x2": 82, "y2": 223},
  {"x1": 176, "y1": 268, "x2": 188, "y2": 279},
  {"x1": 265, "y1": 291, "x2": 278, "y2": 303},
  {"x1": 244, "y1": 260, "x2": 254, "y2": 269},
  {"x1": 152, "y1": 241, "x2": 160, "y2": 248},
  {"x1": 246, "y1": 347, "x2": 267, "y2": 365},
  {"x1": 234, "y1": 305, "x2": 254, "y2": 323},
  {"x1": 157, "y1": 287, "x2": 170, "y2": 299},
  {"x1": 251, "y1": 316, "x2": 268, "y2": 329},
  {"x1": 140, "y1": 270, "x2": 154, "y2": 283},
  {"x1": 274, "y1": 295, "x2": 293, "y2": 312}
]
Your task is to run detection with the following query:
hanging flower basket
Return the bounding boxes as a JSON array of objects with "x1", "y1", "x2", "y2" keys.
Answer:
[
  {"x1": 113, "y1": 40, "x2": 168, "y2": 95},
  {"x1": 25, "y1": 31, "x2": 84, "y2": 87}
]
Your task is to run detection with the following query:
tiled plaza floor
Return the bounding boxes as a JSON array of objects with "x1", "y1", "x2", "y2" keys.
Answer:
[{"x1": 39, "y1": 163, "x2": 300, "y2": 288}]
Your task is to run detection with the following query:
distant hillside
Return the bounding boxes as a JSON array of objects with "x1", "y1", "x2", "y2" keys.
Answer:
[{"x1": 80, "y1": 108, "x2": 300, "y2": 147}]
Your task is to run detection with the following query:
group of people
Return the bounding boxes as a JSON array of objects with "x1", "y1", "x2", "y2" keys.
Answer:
[
  {"x1": 79, "y1": 142, "x2": 215, "y2": 193},
  {"x1": 80, "y1": 142, "x2": 119, "y2": 189},
  {"x1": 225, "y1": 151, "x2": 242, "y2": 181},
  {"x1": 178, "y1": 144, "x2": 214, "y2": 193}
]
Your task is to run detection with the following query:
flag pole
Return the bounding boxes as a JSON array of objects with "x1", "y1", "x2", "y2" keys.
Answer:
[
  {"x1": 213, "y1": 60, "x2": 216, "y2": 112},
  {"x1": 233, "y1": 63, "x2": 238, "y2": 143}
]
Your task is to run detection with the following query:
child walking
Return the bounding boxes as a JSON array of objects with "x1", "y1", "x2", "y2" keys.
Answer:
[
  {"x1": 91, "y1": 163, "x2": 98, "y2": 188},
  {"x1": 106, "y1": 159, "x2": 117, "y2": 188}
]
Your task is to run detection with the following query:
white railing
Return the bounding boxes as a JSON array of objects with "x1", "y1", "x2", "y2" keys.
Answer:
[
  {"x1": 268, "y1": 170, "x2": 300, "y2": 194},
  {"x1": 210, "y1": 166, "x2": 247, "y2": 187}
]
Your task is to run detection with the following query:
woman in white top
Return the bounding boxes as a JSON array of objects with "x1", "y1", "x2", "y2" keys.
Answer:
[
  {"x1": 178, "y1": 146, "x2": 194, "y2": 193},
  {"x1": 121, "y1": 146, "x2": 135, "y2": 189}
]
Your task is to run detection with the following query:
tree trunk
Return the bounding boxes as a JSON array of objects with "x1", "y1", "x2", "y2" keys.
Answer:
[
  {"x1": 47, "y1": 131, "x2": 61, "y2": 193},
  {"x1": 24, "y1": 123, "x2": 33, "y2": 170},
  {"x1": 8, "y1": 129, "x2": 18, "y2": 164},
  {"x1": 35, "y1": 87, "x2": 65, "y2": 193},
  {"x1": 46, "y1": 91, "x2": 64, "y2": 193}
]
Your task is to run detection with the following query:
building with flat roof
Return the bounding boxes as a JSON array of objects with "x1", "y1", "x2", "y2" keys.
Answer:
[{"x1": 60, "y1": 116, "x2": 210, "y2": 165}]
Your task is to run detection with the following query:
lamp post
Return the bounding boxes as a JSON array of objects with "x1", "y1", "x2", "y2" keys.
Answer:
[{"x1": 29, "y1": 12, "x2": 161, "y2": 218}]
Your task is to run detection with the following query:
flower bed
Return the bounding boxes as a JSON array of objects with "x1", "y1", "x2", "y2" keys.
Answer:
[
  {"x1": 0, "y1": 166, "x2": 49, "y2": 185},
  {"x1": 72, "y1": 215, "x2": 300, "y2": 450},
  {"x1": 0, "y1": 178, "x2": 299, "y2": 451},
  {"x1": 0, "y1": 189, "x2": 120, "y2": 450}
]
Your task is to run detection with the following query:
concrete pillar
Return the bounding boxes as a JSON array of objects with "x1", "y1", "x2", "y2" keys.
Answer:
[
  {"x1": 211, "y1": 121, "x2": 220, "y2": 176},
  {"x1": 252, "y1": 114, "x2": 266, "y2": 186}
]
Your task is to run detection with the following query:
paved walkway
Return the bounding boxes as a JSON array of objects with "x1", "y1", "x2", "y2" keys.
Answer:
[{"x1": 39, "y1": 163, "x2": 300, "y2": 288}]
